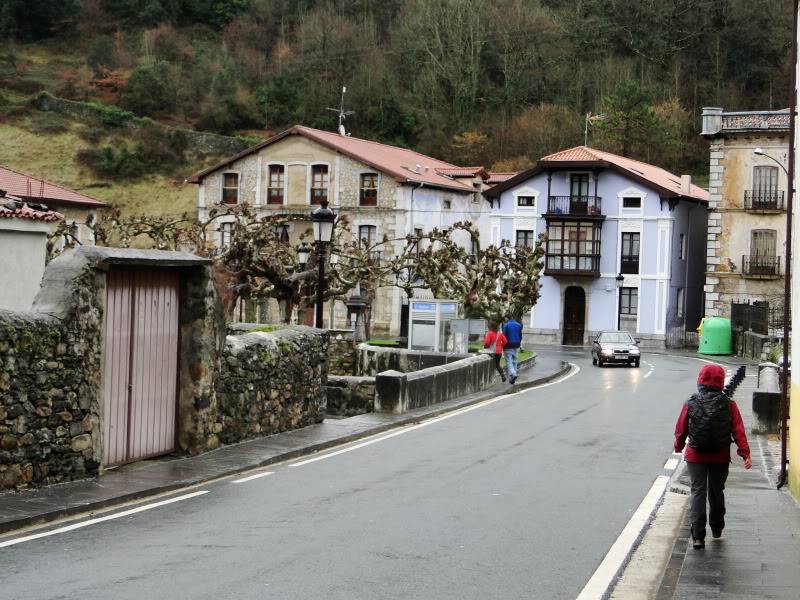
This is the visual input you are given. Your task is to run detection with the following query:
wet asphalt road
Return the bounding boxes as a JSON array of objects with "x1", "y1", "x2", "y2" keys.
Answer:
[{"x1": 1, "y1": 350, "x2": 703, "y2": 600}]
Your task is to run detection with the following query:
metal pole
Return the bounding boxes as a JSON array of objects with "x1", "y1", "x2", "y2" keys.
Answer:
[
  {"x1": 316, "y1": 245, "x2": 326, "y2": 329},
  {"x1": 778, "y1": 0, "x2": 798, "y2": 489}
]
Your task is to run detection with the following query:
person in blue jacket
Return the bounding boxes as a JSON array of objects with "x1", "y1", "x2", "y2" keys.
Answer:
[{"x1": 501, "y1": 314, "x2": 523, "y2": 384}]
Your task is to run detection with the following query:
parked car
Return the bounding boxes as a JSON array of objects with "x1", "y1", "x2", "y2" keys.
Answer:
[{"x1": 591, "y1": 331, "x2": 641, "y2": 368}]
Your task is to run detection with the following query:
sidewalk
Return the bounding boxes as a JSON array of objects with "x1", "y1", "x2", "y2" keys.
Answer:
[
  {"x1": 0, "y1": 354, "x2": 568, "y2": 535},
  {"x1": 659, "y1": 369, "x2": 800, "y2": 599}
]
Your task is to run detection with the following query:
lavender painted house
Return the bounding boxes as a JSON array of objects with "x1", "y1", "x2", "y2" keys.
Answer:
[{"x1": 483, "y1": 147, "x2": 709, "y2": 348}]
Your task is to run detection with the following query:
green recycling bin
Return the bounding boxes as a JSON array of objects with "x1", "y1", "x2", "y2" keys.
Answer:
[{"x1": 698, "y1": 316, "x2": 733, "y2": 355}]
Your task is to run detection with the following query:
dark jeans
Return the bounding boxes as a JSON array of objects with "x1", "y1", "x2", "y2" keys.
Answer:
[
  {"x1": 492, "y1": 354, "x2": 505, "y2": 380},
  {"x1": 687, "y1": 461, "x2": 729, "y2": 540}
]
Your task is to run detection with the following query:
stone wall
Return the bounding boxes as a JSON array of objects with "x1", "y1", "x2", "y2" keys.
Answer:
[
  {"x1": 328, "y1": 329, "x2": 357, "y2": 376},
  {"x1": 0, "y1": 266, "x2": 103, "y2": 489},
  {"x1": 736, "y1": 330, "x2": 780, "y2": 362},
  {"x1": 213, "y1": 328, "x2": 328, "y2": 446},
  {"x1": 325, "y1": 376, "x2": 375, "y2": 417}
]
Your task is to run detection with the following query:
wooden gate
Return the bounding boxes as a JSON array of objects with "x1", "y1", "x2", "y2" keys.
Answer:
[
  {"x1": 562, "y1": 286, "x2": 586, "y2": 345},
  {"x1": 102, "y1": 268, "x2": 180, "y2": 466}
]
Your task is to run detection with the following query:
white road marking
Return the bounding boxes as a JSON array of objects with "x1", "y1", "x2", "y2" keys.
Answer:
[
  {"x1": 663, "y1": 458, "x2": 679, "y2": 471},
  {"x1": 232, "y1": 471, "x2": 274, "y2": 484},
  {"x1": 0, "y1": 490, "x2": 209, "y2": 548},
  {"x1": 575, "y1": 476, "x2": 670, "y2": 600},
  {"x1": 289, "y1": 363, "x2": 581, "y2": 468},
  {"x1": 643, "y1": 361, "x2": 655, "y2": 378}
]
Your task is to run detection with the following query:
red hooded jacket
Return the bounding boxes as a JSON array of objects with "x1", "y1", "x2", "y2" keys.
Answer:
[{"x1": 674, "y1": 364, "x2": 750, "y2": 464}]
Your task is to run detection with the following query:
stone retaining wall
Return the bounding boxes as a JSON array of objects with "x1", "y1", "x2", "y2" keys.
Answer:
[
  {"x1": 0, "y1": 267, "x2": 103, "y2": 489},
  {"x1": 328, "y1": 330, "x2": 357, "y2": 376},
  {"x1": 325, "y1": 376, "x2": 375, "y2": 417},
  {"x1": 214, "y1": 328, "x2": 328, "y2": 445}
]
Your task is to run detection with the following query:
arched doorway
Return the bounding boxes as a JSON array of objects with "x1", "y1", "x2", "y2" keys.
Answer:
[{"x1": 563, "y1": 286, "x2": 586, "y2": 345}]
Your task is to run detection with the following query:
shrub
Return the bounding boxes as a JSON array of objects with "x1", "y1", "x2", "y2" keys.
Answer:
[
  {"x1": 77, "y1": 125, "x2": 107, "y2": 144},
  {"x1": 76, "y1": 143, "x2": 146, "y2": 179},
  {"x1": 27, "y1": 111, "x2": 68, "y2": 134},
  {"x1": 87, "y1": 102, "x2": 136, "y2": 127},
  {"x1": 120, "y1": 61, "x2": 174, "y2": 117}
]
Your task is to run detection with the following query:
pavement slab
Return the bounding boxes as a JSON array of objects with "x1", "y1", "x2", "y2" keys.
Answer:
[{"x1": 0, "y1": 353, "x2": 568, "y2": 534}]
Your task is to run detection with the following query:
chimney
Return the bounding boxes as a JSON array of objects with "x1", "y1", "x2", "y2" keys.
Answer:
[
  {"x1": 680, "y1": 175, "x2": 692, "y2": 195},
  {"x1": 701, "y1": 107, "x2": 723, "y2": 136}
]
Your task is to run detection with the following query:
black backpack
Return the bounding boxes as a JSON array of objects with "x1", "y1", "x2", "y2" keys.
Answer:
[{"x1": 687, "y1": 390, "x2": 732, "y2": 452}]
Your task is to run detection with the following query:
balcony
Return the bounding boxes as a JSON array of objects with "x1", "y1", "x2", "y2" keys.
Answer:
[
  {"x1": 545, "y1": 240, "x2": 601, "y2": 277},
  {"x1": 741, "y1": 255, "x2": 782, "y2": 279},
  {"x1": 744, "y1": 190, "x2": 785, "y2": 212},
  {"x1": 545, "y1": 196, "x2": 603, "y2": 219}
]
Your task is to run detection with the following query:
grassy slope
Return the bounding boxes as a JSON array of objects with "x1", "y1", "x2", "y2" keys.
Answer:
[{"x1": 0, "y1": 113, "x2": 197, "y2": 217}]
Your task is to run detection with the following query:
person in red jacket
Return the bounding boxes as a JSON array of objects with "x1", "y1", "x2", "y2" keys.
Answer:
[
  {"x1": 483, "y1": 320, "x2": 508, "y2": 382},
  {"x1": 674, "y1": 364, "x2": 752, "y2": 549}
]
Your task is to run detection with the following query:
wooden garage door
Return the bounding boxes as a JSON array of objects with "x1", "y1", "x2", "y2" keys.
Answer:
[{"x1": 102, "y1": 269, "x2": 180, "y2": 466}]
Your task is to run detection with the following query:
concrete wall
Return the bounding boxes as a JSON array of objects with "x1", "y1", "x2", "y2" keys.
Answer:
[
  {"x1": 375, "y1": 353, "x2": 495, "y2": 414},
  {"x1": 357, "y1": 343, "x2": 471, "y2": 376},
  {"x1": 0, "y1": 219, "x2": 50, "y2": 311}
]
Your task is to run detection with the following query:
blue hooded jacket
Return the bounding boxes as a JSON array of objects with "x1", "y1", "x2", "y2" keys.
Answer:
[{"x1": 502, "y1": 318, "x2": 523, "y2": 349}]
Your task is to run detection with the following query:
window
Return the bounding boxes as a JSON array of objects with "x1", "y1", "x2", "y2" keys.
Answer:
[
  {"x1": 471, "y1": 237, "x2": 480, "y2": 257},
  {"x1": 516, "y1": 229, "x2": 535, "y2": 249},
  {"x1": 545, "y1": 221, "x2": 601, "y2": 272},
  {"x1": 679, "y1": 233, "x2": 686, "y2": 260},
  {"x1": 570, "y1": 173, "x2": 590, "y2": 198},
  {"x1": 751, "y1": 229, "x2": 777, "y2": 256},
  {"x1": 622, "y1": 197, "x2": 641, "y2": 209},
  {"x1": 274, "y1": 224, "x2": 290, "y2": 244},
  {"x1": 442, "y1": 199, "x2": 452, "y2": 210},
  {"x1": 619, "y1": 287, "x2": 638, "y2": 316},
  {"x1": 267, "y1": 165, "x2": 284, "y2": 205},
  {"x1": 219, "y1": 222, "x2": 233, "y2": 249},
  {"x1": 620, "y1": 232, "x2": 640, "y2": 274},
  {"x1": 676, "y1": 288, "x2": 685, "y2": 318},
  {"x1": 310, "y1": 165, "x2": 328, "y2": 205},
  {"x1": 358, "y1": 225, "x2": 377, "y2": 246},
  {"x1": 359, "y1": 173, "x2": 378, "y2": 206},
  {"x1": 222, "y1": 173, "x2": 239, "y2": 204},
  {"x1": 753, "y1": 166, "x2": 779, "y2": 196},
  {"x1": 517, "y1": 195, "x2": 536, "y2": 207}
]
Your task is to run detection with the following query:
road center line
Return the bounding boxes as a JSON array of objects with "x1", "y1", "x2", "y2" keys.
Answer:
[
  {"x1": 0, "y1": 490, "x2": 209, "y2": 549},
  {"x1": 289, "y1": 363, "x2": 580, "y2": 468},
  {"x1": 232, "y1": 471, "x2": 274, "y2": 483},
  {"x1": 575, "y1": 475, "x2": 670, "y2": 600},
  {"x1": 643, "y1": 361, "x2": 655, "y2": 378}
]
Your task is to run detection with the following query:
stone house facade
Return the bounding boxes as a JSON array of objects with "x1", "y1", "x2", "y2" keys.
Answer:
[
  {"x1": 484, "y1": 146, "x2": 709, "y2": 348},
  {"x1": 188, "y1": 125, "x2": 487, "y2": 336},
  {"x1": 700, "y1": 108, "x2": 789, "y2": 329}
]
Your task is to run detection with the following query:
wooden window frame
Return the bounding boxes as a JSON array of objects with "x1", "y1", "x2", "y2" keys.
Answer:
[
  {"x1": 622, "y1": 196, "x2": 642, "y2": 209},
  {"x1": 358, "y1": 224, "x2": 377, "y2": 247},
  {"x1": 516, "y1": 229, "x2": 535, "y2": 249},
  {"x1": 517, "y1": 195, "x2": 536, "y2": 207},
  {"x1": 267, "y1": 164, "x2": 285, "y2": 205},
  {"x1": 620, "y1": 232, "x2": 640, "y2": 274},
  {"x1": 222, "y1": 172, "x2": 239, "y2": 205},
  {"x1": 619, "y1": 287, "x2": 638, "y2": 316},
  {"x1": 310, "y1": 164, "x2": 329, "y2": 205},
  {"x1": 359, "y1": 173, "x2": 378, "y2": 206}
]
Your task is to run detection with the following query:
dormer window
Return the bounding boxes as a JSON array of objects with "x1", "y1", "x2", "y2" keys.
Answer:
[
  {"x1": 267, "y1": 165, "x2": 284, "y2": 205},
  {"x1": 360, "y1": 173, "x2": 378, "y2": 206},
  {"x1": 222, "y1": 173, "x2": 239, "y2": 204},
  {"x1": 311, "y1": 165, "x2": 328, "y2": 205}
]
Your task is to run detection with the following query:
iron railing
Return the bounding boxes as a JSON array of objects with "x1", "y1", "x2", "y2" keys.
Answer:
[
  {"x1": 546, "y1": 195, "x2": 602, "y2": 216},
  {"x1": 742, "y1": 254, "x2": 782, "y2": 278},
  {"x1": 744, "y1": 190, "x2": 785, "y2": 211}
]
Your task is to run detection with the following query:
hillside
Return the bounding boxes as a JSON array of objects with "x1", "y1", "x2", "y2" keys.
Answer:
[{"x1": 0, "y1": 0, "x2": 793, "y2": 184}]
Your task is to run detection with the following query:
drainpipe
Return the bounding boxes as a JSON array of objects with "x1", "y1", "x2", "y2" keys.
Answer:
[
  {"x1": 684, "y1": 203, "x2": 694, "y2": 328},
  {"x1": 778, "y1": 0, "x2": 797, "y2": 490}
]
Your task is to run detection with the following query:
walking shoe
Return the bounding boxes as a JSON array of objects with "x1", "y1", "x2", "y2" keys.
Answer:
[
  {"x1": 692, "y1": 538, "x2": 705, "y2": 550},
  {"x1": 510, "y1": 376, "x2": 516, "y2": 384},
  {"x1": 711, "y1": 528, "x2": 723, "y2": 539}
]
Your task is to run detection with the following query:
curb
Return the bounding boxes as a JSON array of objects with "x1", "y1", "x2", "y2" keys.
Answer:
[{"x1": 0, "y1": 361, "x2": 571, "y2": 537}]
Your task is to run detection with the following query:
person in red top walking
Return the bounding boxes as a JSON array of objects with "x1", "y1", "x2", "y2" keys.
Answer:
[
  {"x1": 483, "y1": 321, "x2": 508, "y2": 383},
  {"x1": 674, "y1": 364, "x2": 751, "y2": 549}
]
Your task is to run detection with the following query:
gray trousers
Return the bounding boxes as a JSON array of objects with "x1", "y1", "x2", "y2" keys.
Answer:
[{"x1": 687, "y1": 461, "x2": 729, "y2": 539}]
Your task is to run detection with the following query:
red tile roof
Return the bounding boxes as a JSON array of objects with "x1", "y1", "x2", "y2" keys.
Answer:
[
  {"x1": 539, "y1": 146, "x2": 709, "y2": 201},
  {"x1": 0, "y1": 194, "x2": 64, "y2": 222},
  {"x1": 486, "y1": 146, "x2": 708, "y2": 203},
  {"x1": 187, "y1": 125, "x2": 477, "y2": 193},
  {"x1": 0, "y1": 166, "x2": 107, "y2": 208},
  {"x1": 486, "y1": 172, "x2": 517, "y2": 184}
]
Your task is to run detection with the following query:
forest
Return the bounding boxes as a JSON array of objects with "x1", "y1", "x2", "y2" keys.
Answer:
[{"x1": 0, "y1": 0, "x2": 793, "y2": 178}]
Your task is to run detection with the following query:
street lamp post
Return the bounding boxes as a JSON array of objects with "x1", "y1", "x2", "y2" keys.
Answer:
[
  {"x1": 311, "y1": 199, "x2": 335, "y2": 329},
  {"x1": 753, "y1": 146, "x2": 793, "y2": 489},
  {"x1": 615, "y1": 273, "x2": 625, "y2": 330}
]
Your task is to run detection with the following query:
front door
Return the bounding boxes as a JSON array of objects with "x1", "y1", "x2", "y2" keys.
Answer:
[{"x1": 563, "y1": 286, "x2": 586, "y2": 345}]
